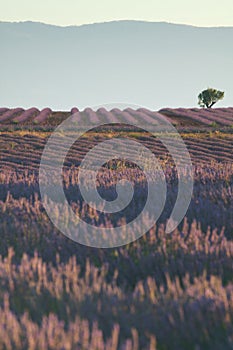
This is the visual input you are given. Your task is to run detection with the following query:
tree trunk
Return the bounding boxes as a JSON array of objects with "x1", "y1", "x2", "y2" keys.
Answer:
[{"x1": 209, "y1": 101, "x2": 216, "y2": 108}]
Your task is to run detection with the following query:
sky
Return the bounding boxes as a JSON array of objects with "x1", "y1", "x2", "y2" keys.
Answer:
[{"x1": 1, "y1": 0, "x2": 233, "y2": 27}]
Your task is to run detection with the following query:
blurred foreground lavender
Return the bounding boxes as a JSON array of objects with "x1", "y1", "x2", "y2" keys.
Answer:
[{"x1": 0, "y1": 159, "x2": 232, "y2": 349}]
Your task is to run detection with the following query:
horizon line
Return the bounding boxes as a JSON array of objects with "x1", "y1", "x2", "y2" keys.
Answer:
[{"x1": 1, "y1": 19, "x2": 233, "y2": 29}]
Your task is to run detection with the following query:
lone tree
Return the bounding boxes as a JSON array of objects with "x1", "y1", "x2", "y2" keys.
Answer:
[{"x1": 198, "y1": 88, "x2": 224, "y2": 108}]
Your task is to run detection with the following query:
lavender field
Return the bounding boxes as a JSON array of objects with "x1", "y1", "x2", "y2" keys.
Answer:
[{"x1": 0, "y1": 108, "x2": 233, "y2": 349}]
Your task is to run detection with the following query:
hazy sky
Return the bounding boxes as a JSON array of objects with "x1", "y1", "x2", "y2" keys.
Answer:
[{"x1": 1, "y1": 0, "x2": 233, "y2": 27}]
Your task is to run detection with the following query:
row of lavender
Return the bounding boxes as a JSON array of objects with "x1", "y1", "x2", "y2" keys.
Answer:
[
  {"x1": 159, "y1": 107, "x2": 233, "y2": 126},
  {"x1": 0, "y1": 107, "x2": 52, "y2": 124},
  {"x1": 0, "y1": 106, "x2": 233, "y2": 126},
  {"x1": 0, "y1": 132, "x2": 232, "y2": 174},
  {"x1": 0, "y1": 162, "x2": 232, "y2": 240},
  {"x1": 0, "y1": 107, "x2": 170, "y2": 125}
]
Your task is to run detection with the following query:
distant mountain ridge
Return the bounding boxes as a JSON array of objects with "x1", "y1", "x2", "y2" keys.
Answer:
[
  {"x1": 1, "y1": 19, "x2": 233, "y2": 29},
  {"x1": 0, "y1": 20, "x2": 232, "y2": 110}
]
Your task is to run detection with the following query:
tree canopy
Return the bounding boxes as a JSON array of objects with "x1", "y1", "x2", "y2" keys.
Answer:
[{"x1": 198, "y1": 88, "x2": 224, "y2": 108}]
